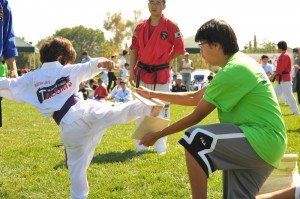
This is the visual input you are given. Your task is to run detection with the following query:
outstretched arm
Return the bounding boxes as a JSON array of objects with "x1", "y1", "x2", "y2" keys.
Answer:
[
  {"x1": 136, "y1": 86, "x2": 206, "y2": 106},
  {"x1": 0, "y1": 73, "x2": 32, "y2": 102}
]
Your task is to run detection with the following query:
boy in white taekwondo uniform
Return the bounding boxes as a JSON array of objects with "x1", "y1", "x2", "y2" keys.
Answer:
[{"x1": 0, "y1": 36, "x2": 159, "y2": 199}]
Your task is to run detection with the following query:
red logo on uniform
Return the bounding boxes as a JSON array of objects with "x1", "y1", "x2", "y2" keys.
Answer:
[{"x1": 160, "y1": 31, "x2": 168, "y2": 40}]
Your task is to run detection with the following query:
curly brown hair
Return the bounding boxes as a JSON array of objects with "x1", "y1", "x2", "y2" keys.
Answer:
[{"x1": 39, "y1": 36, "x2": 76, "y2": 65}]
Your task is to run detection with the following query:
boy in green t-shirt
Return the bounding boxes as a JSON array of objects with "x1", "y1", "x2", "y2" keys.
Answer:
[{"x1": 136, "y1": 19, "x2": 287, "y2": 198}]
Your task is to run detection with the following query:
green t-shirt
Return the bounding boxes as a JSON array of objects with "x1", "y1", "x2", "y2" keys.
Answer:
[
  {"x1": 204, "y1": 52, "x2": 286, "y2": 168},
  {"x1": 0, "y1": 62, "x2": 8, "y2": 77}
]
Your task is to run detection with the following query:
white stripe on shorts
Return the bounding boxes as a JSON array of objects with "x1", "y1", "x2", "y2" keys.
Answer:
[{"x1": 182, "y1": 128, "x2": 245, "y2": 175}]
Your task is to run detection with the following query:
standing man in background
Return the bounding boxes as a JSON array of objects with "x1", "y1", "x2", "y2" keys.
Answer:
[
  {"x1": 0, "y1": 0, "x2": 18, "y2": 127},
  {"x1": 273, "y1": 41, "x2": 299, "y2": 115},
  {"x1": 261, "y1": 55, "x2": 273, "y2": 79},
  {"x1": 129, "y1": 0, "x2": 185, "y2": 154},
  {"x1": 180, "y1": 52, "x2": 194, "y2": 91},
  {"x1": 80, "y1": 51, "x2": 92, "y2": 63}
]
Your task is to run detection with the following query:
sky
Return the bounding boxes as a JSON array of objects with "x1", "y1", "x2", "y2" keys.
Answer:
[{"x1": 8, "y1": 0, "x2": 300, "y2": 48}]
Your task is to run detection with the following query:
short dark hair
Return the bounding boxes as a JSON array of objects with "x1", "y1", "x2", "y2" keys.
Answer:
[
  {"x1": 261, "y1": 55, "x2": 269, "y2": 59},
  {"x1": 89, "y1": 79, "x2": 95, "y2": 84},
  {"x1": 277, "y1": 41, "x2": 287, "y2": 51},
  {"x1": 122, "y1": 50, "x2": 128, "y2": 56},
  {"x1": 149, "y1": 0, "x2": 166, "y2": 4},
  {"x1": 40, "y1": 36, "x2": 76, "y2": 65},
  {"x1": 195, "y1": 19, "x2": 239, "y2": 55},
  {"x1": 293, "y1": 48, "x2": 299, "y2": 54},
  {"x1": 82, "y1": 51, "x2": 88, "y2": 56}
]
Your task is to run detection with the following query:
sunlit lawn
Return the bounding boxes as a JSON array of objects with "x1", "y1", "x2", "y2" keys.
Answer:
[{"x1": 0, "y1": 98, "x2": 299, "y2": 198}]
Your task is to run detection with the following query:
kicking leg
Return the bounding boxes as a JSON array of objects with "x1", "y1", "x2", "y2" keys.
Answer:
[{"x1": 90, "y1": 100, "x2": 154, "y2": 129}]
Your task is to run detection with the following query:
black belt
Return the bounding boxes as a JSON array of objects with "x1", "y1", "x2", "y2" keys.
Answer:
[
  {"x1": 136, "y1": 61, "x2": 169, "y2": 90},
  {"x1": 279, "y1": 71, "x2": 290, "y2": 84},
  {"x1": 52, "y1": 94, "x2": 81, "y2": 125}
]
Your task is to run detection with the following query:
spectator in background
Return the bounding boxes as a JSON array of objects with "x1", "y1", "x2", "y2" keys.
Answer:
[
  {"x1": 268, "y1": 59, "x2": 275, "y2": 71},
  {"x1": 79, "y1": 81, "x2": 90, "y2": 100},
  {"x1": 114, "y1": 80, "x2": 133, "y2": 103},
  {"x1": 0, "y1": 57, "x2": 8, "y2": 77},
  {"x1": 295, "y1": 48, "x2": 300, "y2": 105},
  {"x1": 117, "y1": 50, "x2": 128, "y2": 68},
  {"x1": 295, "y1": 64, "x2": 300, "y2": 105},
  {"x1": 192, "y1": 75, "x2": 206, "y2": 91},
  {"x1": 261, "y1": 55, "x2": 273, "y2": 79},
  {"x1": 120, "y1": 63, "x2": 129, "y2": 81},
  {"x1": 80, "y1": 51, "x2": 92, "y2": 63},
  {"x1": 172, "y1": 75, "x2": 187, "y2": 92},
  {"x1": 107, "y1": 55, "x2": 117, "y2": 92},
  {"x1": 100, "y1": 70, "x2": 109, "y2": 87},
  {"x1": 94, "y1": 78, "x2": 108, "y2": 100},
  {"x1": 180, "y1": 52, "x2": 194, "y2": 91},
  {"x1": 89, "y1": 79, "x2": 98, "y2": 90},
  {"x1": 272, "y1": 41, "x2": 299, "y2": 115},
  {"x1": 169, "y1": 67, "x2": 175, "y2": 89},
  {"x1": 106, "y1": 77, "x2": 122, "y2": 100}
]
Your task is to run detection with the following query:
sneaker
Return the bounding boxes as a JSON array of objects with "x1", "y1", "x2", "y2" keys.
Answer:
[{"x1": 135, "y1": 140, "x2": 149, "y2": 153}]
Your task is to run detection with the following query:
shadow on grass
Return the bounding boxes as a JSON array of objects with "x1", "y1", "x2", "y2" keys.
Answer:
[
  {"x1": 282, "y1": 113, "x2": 294, "y2": 116},
  {"x1": 289, "y1": 128, "x2": 300, "y2": 133},
  {"x1": 53, "y1": 143, "x2": 64, "y2": 148},
  {"x1": 92, "y1": 149, "x2": 155, "y2": 164},
  {"x1": 53, "y1": 149, "x2": 155, "y2": 169},
  {"x1": 54, "y1": 161, "x2": 68, "y2": 170}
]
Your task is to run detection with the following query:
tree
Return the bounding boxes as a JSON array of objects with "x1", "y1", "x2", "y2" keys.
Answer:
[
  {"x1": 16, "y1": 52, "x2": 30, "y2": 69},
  {"x1": 54, "y1": 26, "x2": 106, "y2": 62},
  {"x1": 253, "y1": 35, "x2": 257, "y2": 51},
  {"x1": 15, "y1": 37, "x2": 32, "y2": 69},
  {"x1": 99, "y1": 40, "x2": 119, "y2": 58},
  {"x1": 103, "y1": 10, "x2": 142, "y2": 48},
  {"x1": 259, "y1": 41, "x2": 277, "y2": 53},
  {"x1": 243, "y1": 36, "x2": 277, "y2": 53}
]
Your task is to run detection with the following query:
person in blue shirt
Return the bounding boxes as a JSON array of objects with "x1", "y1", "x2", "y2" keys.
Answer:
[
  {"x1": 114, "y1": 80, "x2": 133, "y2": 103},
  {"x1": 0, "y1": 0, "x2": 18, "y2": 78},
  {"x1": 0, "y1": 0, "x2": 18, "y2": 127},
  {"x1": 80, "y1": 51, "x2": 92, "y2": 63}
]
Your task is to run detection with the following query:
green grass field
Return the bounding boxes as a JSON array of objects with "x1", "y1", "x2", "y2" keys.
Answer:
[{"x1": 0, "y1": 99, "x2": 299, "y2": 198}]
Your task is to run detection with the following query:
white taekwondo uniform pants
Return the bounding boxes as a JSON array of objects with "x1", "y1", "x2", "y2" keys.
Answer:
[
  {"x1": 274, "y1": 81, "x2": 299, "y2": 114},
  {"x1": 135, "y1": 82, "x2": 170, "y2": 154},
  {"x1": 60, "y1": 99, "x2": 151, "y2": 199}
]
